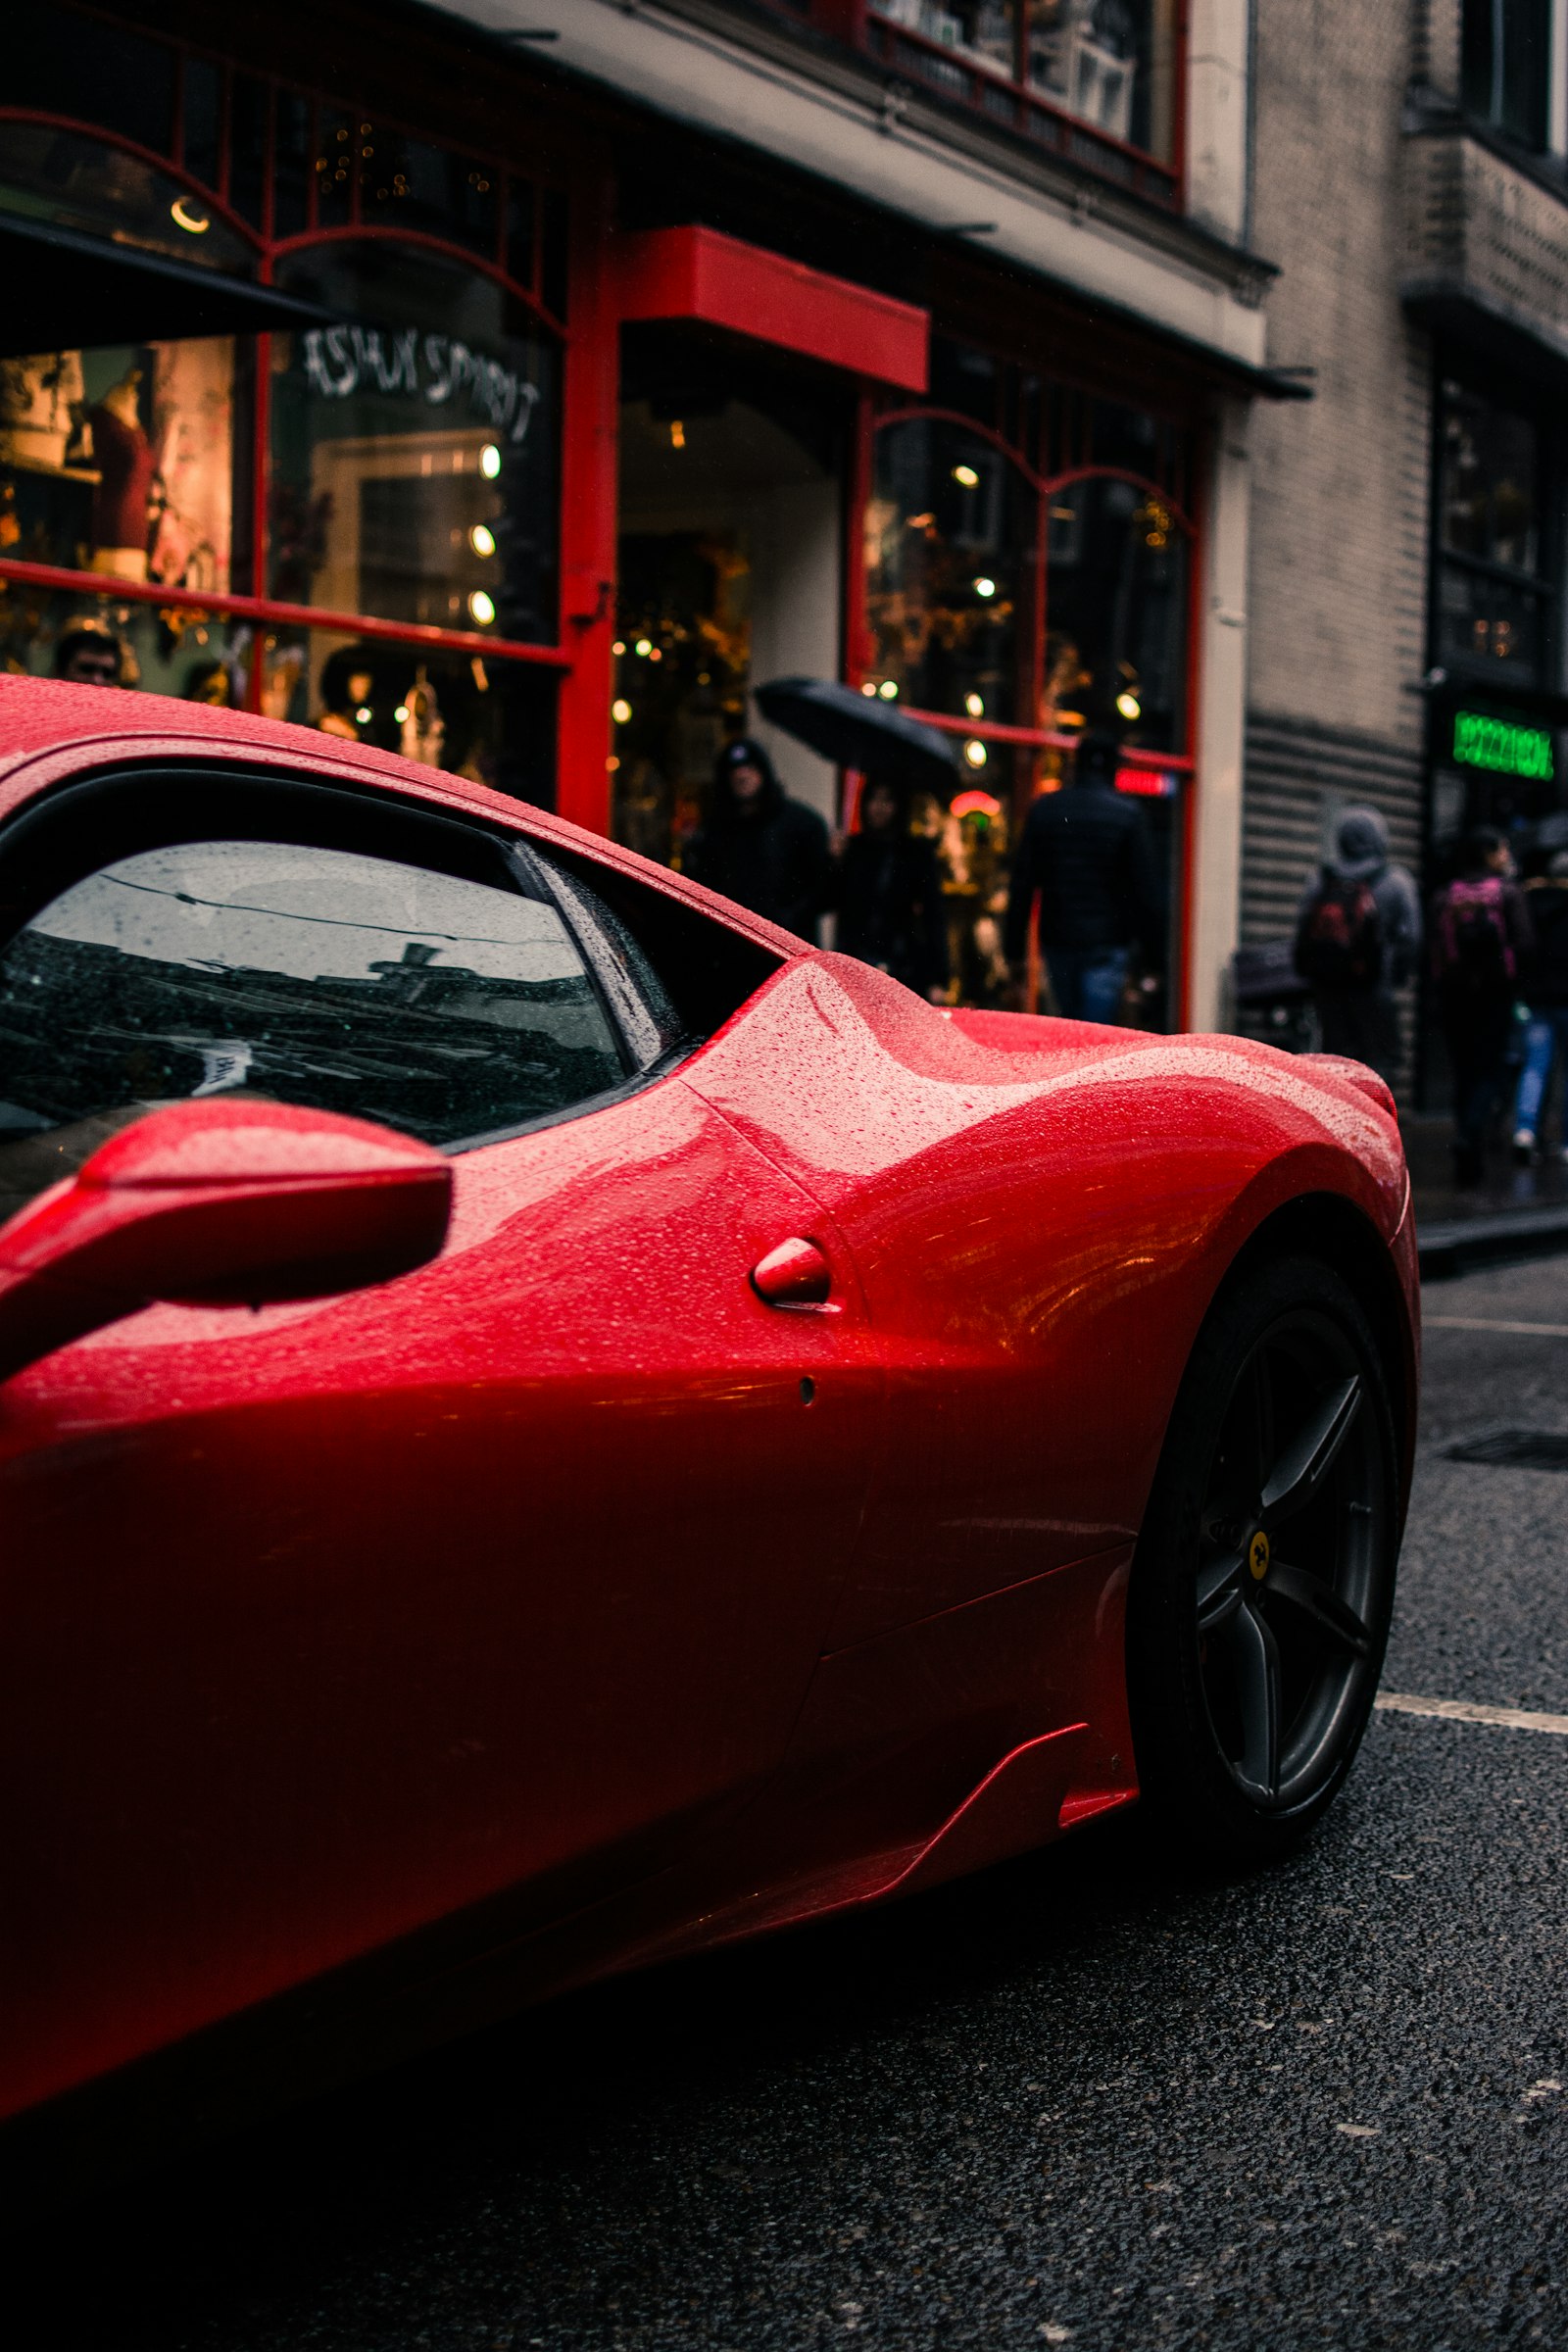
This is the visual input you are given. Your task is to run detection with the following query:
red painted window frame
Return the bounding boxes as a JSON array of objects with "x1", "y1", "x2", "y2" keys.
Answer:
[
  {"x1": 850, "y1": 393, "x2": 1202, "y2": 1026},
  {"x1": 760, "y1": 0, "x2": 1189, "y2": 212}
]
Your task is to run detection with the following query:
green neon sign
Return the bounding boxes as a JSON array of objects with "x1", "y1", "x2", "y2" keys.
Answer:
[{"x1": 1453, "y1": 710, "x2": 1555, "y2": 780}]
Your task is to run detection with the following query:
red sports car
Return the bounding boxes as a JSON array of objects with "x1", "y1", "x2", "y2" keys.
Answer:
[{"x1": 0, "y1": 679, "x2": 1417, "y2": 2197}]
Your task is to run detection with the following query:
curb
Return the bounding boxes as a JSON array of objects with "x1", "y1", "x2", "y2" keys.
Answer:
[{"x1": 1418, "y1": 1205, "x2": 1568, "y2": 1280}]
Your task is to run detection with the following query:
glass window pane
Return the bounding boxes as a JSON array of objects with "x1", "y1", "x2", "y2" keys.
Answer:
[
  {"x1": 868, "y1": 0, "x2": 1017, "y2": 80},
  {"x1": 270, "y1": 241, "x2": 560, "y2": 643},
  {"x1": 1044, "y1": 474, "x2": 1188, "y2": 750},
  {"x1": 316, "y1": 109, "x2": 355, "y2": 227},
  {"x1": 1440, "y1": 385, "x2": 1541, "y2": 574},
  {"x1": 0, "y1": 590, "x2": 249, "y2": 701},
  {"x1": 0, "y1": 335, "x2": 241, "y2": 591},
  {"x1": 0, "y1": 839, "x2": 627, "y2": 1205},
  {"x1": 1437, "y1": 561, "x2": 1546, "y2": 678},
  {"x1": 0, "y1": 123, "x2": 255, "y2": 275},
  {"x1": 356, "y1": 127, "x2": 499, "y2": 261},
  {"x1": 540, "y1": 186, "x2": 569, "y2": 323},
  {"x1": 1024, "y1": 0, "x2": 1177, "y2": 157},
  {"x1": 867, "y1": 417, "x2": 1035, "y2": 723},
  {"x1": 183, "y1": 60, "x2": 223, "y2": 194},
  {"x1": 12, "y1": 3, "x2": 177, "y2": 159},
  {"x1": 1462, "y1": 0, "x2": 1550, "y2": 148},
  {"x1": 229, "y1": 74, "x2": 269, "y2": 230},
  {"x1": 258, "y1": 625, "x2": 560, "y2": 809},
  {"x1": 274, "y1": 92, "x2": 312, "y2": 241},
  {"x1": 507, "y1": 180, "x2": 537, "y2": 297}
]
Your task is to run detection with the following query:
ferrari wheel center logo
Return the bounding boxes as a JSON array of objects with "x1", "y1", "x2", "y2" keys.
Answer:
[{"x1": 1248, "y1": 1529, "x2": 1271, "y2": 1582}]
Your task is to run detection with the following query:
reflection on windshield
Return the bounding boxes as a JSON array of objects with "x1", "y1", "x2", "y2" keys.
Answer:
[{"x1": 0, "y1": 839, "x2": 627, "y2": 1222}]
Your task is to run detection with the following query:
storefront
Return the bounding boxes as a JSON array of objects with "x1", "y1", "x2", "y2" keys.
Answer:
[
  {"x1": 1419, "y1": 356, "x2": 1568, "y2": 1093},
  {"x1": 4, "y1": 2, "x2": 575, "y2": 805},
  {"x1": 4, "y1": 0, "x2": 1227, "y2": 1029}
]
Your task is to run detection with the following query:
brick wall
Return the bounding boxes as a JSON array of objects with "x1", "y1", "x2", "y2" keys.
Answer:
[{"x1": 1240, "y1": 1, "x2": 1435, "y2": 1088}]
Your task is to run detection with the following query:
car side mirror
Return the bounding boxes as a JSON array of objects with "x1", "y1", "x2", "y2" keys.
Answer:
[{"x1": 0, "y1": 1100, "x2": 453, "y2": 1385}]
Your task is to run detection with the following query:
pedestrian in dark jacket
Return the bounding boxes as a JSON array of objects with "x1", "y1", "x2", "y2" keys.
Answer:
[
  {"x1": 1004, "y1": 731, "x2": 1160, "y2": 1022},
  {"x1": 1511, "y1": 848, "x2": 1568, "y2": 1161},
  {"x1": 834, "y1": 778, "x2": 950, "y2": 1002},
  {"x1": 684, "y1": 737, "x2": 831, "y2": 943},
  {"x1": 1294, "y1": 807, "x2": 1420, "y2": 1081},
  {"x1": 1431, "y1": 826, "x2": 1534, "y2": 1187}
]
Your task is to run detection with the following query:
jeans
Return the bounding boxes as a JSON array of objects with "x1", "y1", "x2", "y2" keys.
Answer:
[
  {"x1": 1045, "y1": 944, "x2": 1130, "y2": 1024},
  {"x1": 1513, "y1": 1006, "x2": 1568, "y2": 1136}
]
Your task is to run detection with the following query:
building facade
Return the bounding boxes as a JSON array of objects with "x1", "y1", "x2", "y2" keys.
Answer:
[
  {"x1": 1243, "y1": 0, "x2": 1568, "y2": 1094},
  {"x1": 2, "y1": 0, "x2": 1301, "y2": 1027}
]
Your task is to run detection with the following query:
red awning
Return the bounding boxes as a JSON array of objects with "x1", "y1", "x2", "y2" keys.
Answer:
[{"x1": 612, "y1": 223, "x2": 929, "y2": 393}]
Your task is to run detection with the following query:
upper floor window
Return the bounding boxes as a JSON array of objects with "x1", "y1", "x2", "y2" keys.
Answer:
[
  {"x1": 1461, "y1": 0, "x2": 1551, "y2": 152},
  {"x1": 862, "y1": 0, "x2": 1179, "y2": 195},
  {"x1": 1436, "y1": 377, "x2": 1554, "y2": 682}
]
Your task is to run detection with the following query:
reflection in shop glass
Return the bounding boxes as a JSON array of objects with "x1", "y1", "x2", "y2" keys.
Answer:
[{"x1": 272, "y1": 241, "x2": 560, "y2": 643}]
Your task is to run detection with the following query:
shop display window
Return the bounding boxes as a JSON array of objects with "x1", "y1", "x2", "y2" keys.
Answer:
[
  {"x1": 270, "y1": 243, "x2": 559, "y2": 642},
  {"x1": 0, "y1": 4, "x2": 570, "y2": 813},
  {"x1": 257, "y1": 626, "x2": 558, "y2": 807},
  {"x1": 859, "y1": 337, "x2": 1195, "y2": 1027},
  {"x1": 1045, "y1": 473, "x2": 1187, "y2": 749},
  {"x1": 0, "y1": 336, "x2": 244, "y2": 595},
  {"x1": 0, "y1": 586, "x2": 250, "y2": 701},
  {"x1": 866, "y1": 417, "x2": 1032, "y2": 724}
]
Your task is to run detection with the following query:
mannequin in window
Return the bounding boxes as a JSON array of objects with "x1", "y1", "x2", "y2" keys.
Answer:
[
  {"x1": 88, "y1": 368, "x2": 157, "y2": 582},
  {"x1": 316, "y1": 646, "x2": 375, "y2": 740},
  {"x1": 0, "y1": 350, "x2": 87, "y2": 473},
  {"x1": 400, "y1": 672, "x2": 446, "y2": 768}
]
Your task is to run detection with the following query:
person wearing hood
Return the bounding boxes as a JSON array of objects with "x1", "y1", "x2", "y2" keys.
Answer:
[
  {"x1": 1294, "y1": 807, "x2": 1421, "y2": 1080},
  {"x1": 684, "y1": 736, "x2": 832, "y2": 943}
]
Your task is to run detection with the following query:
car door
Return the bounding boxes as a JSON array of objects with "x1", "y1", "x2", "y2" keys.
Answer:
[{"x1": 0, "y1": 764, "x2": 879, "y2": 2123}]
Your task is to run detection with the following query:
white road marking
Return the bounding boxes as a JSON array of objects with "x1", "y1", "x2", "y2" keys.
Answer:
[
  {"x1": 1425, "y1": 1315, "x2": 1568, "y2": 1337},
  {"x1": 1376, "y1": 1691, "x2": 1568, "y2": 1735}
]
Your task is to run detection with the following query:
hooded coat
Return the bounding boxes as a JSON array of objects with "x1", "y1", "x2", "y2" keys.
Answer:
[
  {"x1": 1297, "y1": 808, "x2": 1422, "y2": 991},
  {"x1": 684, "y1": 741, "x2": 831, "y2": 944}
]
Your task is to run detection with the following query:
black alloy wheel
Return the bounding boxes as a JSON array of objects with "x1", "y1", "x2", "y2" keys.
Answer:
[{"x1": 1128, "y1": 1253, "x2": 1399, "y2": 1863}]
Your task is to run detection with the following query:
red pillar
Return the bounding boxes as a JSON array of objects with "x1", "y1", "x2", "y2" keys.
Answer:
[{"x1": 555, "y1": 161, "x2": 619, "y2": 836}]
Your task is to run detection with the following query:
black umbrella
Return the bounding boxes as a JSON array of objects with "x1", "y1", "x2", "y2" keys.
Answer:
[{"x1": 755, "y1": 676, "x2": 959, "y2": 795}]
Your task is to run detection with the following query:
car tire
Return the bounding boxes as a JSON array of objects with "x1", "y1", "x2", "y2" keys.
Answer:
[{"x1": 1126, "y1": 1251, "x2": 1400, "y2": 1866}]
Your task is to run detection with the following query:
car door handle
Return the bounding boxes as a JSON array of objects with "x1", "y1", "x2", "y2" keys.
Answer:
[{"x1": 751, "y1": 1236, "x2": 832, "y2": 1308}]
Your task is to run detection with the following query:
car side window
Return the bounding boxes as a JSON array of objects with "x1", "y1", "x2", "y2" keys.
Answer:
[{"x1": 0, "y1": 835, "x2": 631, "y2": 1220}]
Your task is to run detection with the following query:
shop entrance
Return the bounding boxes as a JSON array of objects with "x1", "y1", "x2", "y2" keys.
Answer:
[{"x1": 611, "y1": 324, "x2": 850, "y2": 868}]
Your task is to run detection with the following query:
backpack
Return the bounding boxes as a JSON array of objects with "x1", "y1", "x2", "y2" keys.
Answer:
[
  {"x1": 1435, "y1": 877, "x2": 1516, "y2": 999},
  {"x1": 1295, "y1": 875, "x2": 1382, "y2": 988}
]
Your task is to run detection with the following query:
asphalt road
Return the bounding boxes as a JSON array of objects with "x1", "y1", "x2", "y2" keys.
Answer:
[{"x1": 21, "y1": 1251, "x2": 1568, "y2": 2351}]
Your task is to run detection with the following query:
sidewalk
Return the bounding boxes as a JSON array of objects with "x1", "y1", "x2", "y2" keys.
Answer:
[{"x1": 1404, "y1": 1112, "x2": 1568, "y2": 1276}]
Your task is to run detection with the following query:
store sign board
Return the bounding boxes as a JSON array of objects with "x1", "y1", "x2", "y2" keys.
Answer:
[
  {"x1": 301, "y1": 324, "x2": 541, "y2": 445},
  {"x1": 1452, "y1": 710, "x2": 1554, "y2": 780}
]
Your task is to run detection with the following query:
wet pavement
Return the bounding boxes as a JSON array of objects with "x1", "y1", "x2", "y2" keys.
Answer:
[
  {"x1": 19, "y1": 1254, "x2": 1568, "y2": 2351},
  {"x1": 1404, "y1": 1108, "x2": 1568, "y2": 1232}
]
